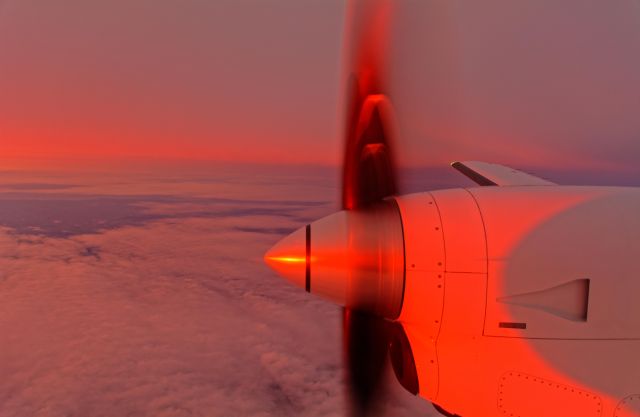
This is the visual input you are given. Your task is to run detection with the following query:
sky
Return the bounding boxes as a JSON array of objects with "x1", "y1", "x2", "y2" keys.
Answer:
[
  {"x1": 0, "y1": 0, "x2": 344, "y2": 165},
  {"x1": 347, "y1": 1, "x2": 640, "y2": 180},
  {"x1": 2, "y1": 0, "x2": 640, "y2": 183}
]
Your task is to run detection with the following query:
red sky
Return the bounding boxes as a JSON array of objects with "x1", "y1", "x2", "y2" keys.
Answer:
[
  {"x1": 2, "y1": 0, "x2": 640, "y2": 180},
  {"x1": 0, "y1": 0, "x2": 344, "y2": 165}
]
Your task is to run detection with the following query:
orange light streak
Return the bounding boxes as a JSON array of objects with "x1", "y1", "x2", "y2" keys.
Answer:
[
  {"x1": 266, "y1": 256, "x2": 306, "y2": 264},
  {"x1": 265, "y1": 256, "x2": 317, "y2": 264}
]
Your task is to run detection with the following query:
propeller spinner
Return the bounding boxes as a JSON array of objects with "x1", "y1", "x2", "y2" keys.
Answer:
[{"x1": 265, "y1": 201, "x2": 405, "y2": 318}]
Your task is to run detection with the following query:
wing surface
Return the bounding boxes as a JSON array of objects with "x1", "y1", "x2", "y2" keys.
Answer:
[{"x1": 451, "y1": 161, "x2": 556, "y2": 186}]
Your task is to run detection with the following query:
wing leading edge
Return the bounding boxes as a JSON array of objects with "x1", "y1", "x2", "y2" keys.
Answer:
[{"x1": 451, "y1": 161, "x2": 556, "y2": 186}]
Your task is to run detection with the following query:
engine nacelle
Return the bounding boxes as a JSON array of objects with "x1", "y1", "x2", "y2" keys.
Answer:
[{"x1": 395, "y1": 186, "x2": 640, "y2": 417}]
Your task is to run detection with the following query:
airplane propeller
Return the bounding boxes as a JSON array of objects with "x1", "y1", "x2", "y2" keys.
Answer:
[
  {"x1": 266, "y1": 2, "x2": 422, "y2": 415},
  {"x1": 340, "y1": 2, "x2": 402, "y2": 413},
  {"x1": 341, "y1": 71, "x2": 398, "y2": 416}
]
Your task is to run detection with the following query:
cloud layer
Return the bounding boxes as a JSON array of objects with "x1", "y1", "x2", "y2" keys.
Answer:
[{"x1": 0, "y1": 167, "x2": 436, "y2": 417}]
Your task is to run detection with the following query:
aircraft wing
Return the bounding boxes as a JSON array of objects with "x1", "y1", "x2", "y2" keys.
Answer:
[{"x1": 451, "y1": 161, "x2": 556, "y2": 186}]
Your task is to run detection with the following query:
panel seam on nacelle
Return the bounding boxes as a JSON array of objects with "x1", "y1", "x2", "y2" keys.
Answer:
[
  {"x1": 428, "y1": 191, "x2": 447, "y2": 402},
  {"x1": 463, "y1": 188, "x2": 490, "y2": 336},
  {"x1": 389, "y1": 197, "x2": 408, "y2": 319},
  {"x1": 428, "y1": 191, "x2": 447, "y2": 281}
]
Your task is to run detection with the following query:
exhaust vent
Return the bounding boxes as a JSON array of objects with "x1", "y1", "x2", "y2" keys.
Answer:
[{"x1": 497, "y1": 279, "x2": 590, "y2": 322}]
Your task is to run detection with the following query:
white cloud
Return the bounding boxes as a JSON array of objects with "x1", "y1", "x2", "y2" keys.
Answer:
[{"x1": 0, "y1": 211, "x2": 436, "y2": 417}]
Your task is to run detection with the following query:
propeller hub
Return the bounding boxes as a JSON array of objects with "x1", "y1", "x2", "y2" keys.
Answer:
[{"x1": 265, "y1": 200, "x2": 405, "y2": 319}]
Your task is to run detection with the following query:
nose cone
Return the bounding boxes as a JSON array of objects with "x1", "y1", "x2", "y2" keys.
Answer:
[
  {"x1": 264, "y1": 225, "x2": 309, "y2": 290},
  {"x1": 264, "y1": 200, "x2": 405, "y2": 319}
]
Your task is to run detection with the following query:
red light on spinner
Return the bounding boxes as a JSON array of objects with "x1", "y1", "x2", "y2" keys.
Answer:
[
  {"x1": 264, "y1": 225, "x2": 310, "y2": 290},
  {"x1": 265, "y1": 200, "x2": 405, "y2": 319}
]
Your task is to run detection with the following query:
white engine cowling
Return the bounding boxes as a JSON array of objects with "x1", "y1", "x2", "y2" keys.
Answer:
[{"x1": 395, "y1": 186, "x2": 640, "y2": 417}]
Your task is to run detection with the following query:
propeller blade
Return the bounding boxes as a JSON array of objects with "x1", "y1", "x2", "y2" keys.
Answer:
[
  {"x1": 341, "y1": 93, "x2": 398, "y2": 416},
  {"x1": 341, "y1": 3, "x2": 402, "y2": 416},
  {"x1": 343, "y1": 309, "x2": 390, "y2": 416}
]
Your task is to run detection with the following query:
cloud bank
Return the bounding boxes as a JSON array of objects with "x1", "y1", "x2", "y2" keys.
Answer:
[{"x1": 0, "y1": 168, "x2": 436, "y2": 417}]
